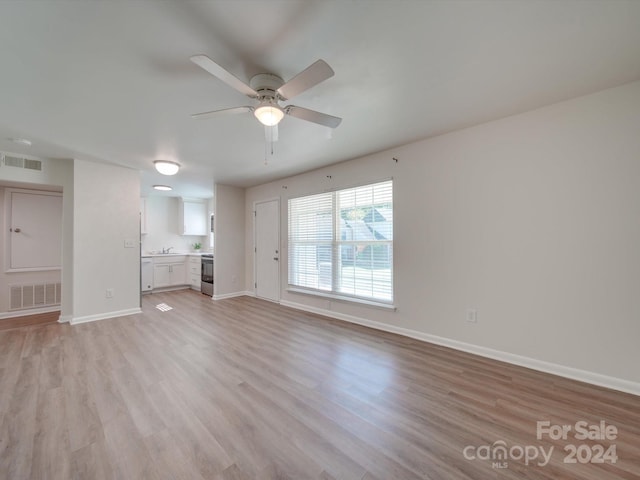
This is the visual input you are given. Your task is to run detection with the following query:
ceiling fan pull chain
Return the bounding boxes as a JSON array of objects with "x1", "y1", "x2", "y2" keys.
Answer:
[
  {"x1": 263, "y1": 126, "x2": 276, "y2": 165},
  {"x1": 264, "y1": 140, "x2": 268, "y2": 166},
  {"x1": 270, "y1": 128, "x2": 274, "y2": 156}
]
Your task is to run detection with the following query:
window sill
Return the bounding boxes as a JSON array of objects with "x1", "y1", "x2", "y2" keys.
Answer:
[{"x1": 287, "y1": 287, "x2": 396, "y2": 311}]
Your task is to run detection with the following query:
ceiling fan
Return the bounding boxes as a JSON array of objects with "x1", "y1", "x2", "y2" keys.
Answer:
[{"x1": 190, "y1": 55, "x2": 342, "y2": 132}]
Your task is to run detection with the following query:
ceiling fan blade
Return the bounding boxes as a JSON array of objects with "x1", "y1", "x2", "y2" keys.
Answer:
[
  {"x1": 285, "y1": 105, "x2": 342, "y2": 128},
  {"x1": 191, "y1": 106, "x2": 253, "y2": 120},
  {"x1": 190, "y1": 55, "x2": 258, "y2": 98},
  {"x1": 277, "y1": 60, "x2": 334, "y2": 100}
]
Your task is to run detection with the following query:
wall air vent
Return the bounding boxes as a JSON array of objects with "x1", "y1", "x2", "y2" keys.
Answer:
[
  {"x1": 2, "y1": 155, "x2": 42, "y2": 171},
  {"x1": 24, "y1": 159, "x2": 43, "y2": 171},
  {"x1": 4, "y1": 155, "x2": 24, "y2": 168},
  {"x1": 10, "y1": 283, "x2": 61, "y2": 310}
]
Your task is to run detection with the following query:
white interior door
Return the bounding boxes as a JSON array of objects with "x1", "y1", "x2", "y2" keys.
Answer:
[
  {"x1": 9, "y1": 190, "x2": 62, "y2": 270},
  {"x1": 255, "y1": 199, "x2": 280, "y2": 301}
]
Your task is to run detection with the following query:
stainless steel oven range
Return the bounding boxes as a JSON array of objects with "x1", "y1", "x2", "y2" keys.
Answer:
[{"x1": 201, "y1": 254, "x2": 213, "y2": 296}]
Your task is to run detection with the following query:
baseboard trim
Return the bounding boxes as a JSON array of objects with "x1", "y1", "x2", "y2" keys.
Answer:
[
  {"x1": 0, "y1": 306, "x2": 60, "y2": 319},
  {"x1": 70, "y1": 307, "x2": 142, "y2": 325},
  {"x1": 149, "y1": 286, "x2": 190, "y2": 294},
  {"x1": 213, "y1": 291, "x2": 253, "y2": 301},
  {"x1": 280, "y1": 299, "x2": 640, "y2": 397},
  {"x1": 58, "y1": 314, "x2": 72, "y2": 324}
]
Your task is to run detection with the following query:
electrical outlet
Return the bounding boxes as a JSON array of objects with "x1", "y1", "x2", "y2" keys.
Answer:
[
  {"x1": 466, "y1": 309, "x2": 477, "y2": 323},
  {"x1": 106, "y1": 289, "x2": 114, "y2": 299}
]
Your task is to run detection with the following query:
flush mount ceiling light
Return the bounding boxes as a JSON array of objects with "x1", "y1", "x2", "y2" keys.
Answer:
[
  {"x1": 10, "y1": 137, "x2": 32, "y2": 146},
  {"x1": 154, "y1": 160, "x2": 180, "y2": 175},
  {"x1": 254, "y1": 101, "x2": 284, "y2": 126},
  {"x1": 153, "y1": 185, "x2": 172, "y2": 191}
]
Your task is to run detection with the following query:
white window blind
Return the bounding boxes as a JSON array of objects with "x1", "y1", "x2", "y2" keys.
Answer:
[{"x1": 288, "y1": 180, "x2": 393, "y2": 304}]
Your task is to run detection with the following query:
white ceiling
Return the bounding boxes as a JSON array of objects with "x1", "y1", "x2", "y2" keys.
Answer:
[{"x1": 1, "y1": 1, "x2": 639, "y2": 198}]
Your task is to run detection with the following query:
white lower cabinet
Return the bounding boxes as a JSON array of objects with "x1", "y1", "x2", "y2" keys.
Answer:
[
  {"x1": 152, "y1": 256, "x2": 187, "y2": 288},
  {"x1": 188, "y1": 255, "x2": 201, "y2": 290},
  {"x1": 141, "y1": 257, "x2": 153, "y2": 292}
]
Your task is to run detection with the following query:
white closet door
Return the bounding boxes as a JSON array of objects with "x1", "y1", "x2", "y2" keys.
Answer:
[
  {"x1": 255, "y1": 199, "x2": 280, "y2": 302},
  {"x1": 9, "y1": 190, "x2": 62, "y2": 270}
]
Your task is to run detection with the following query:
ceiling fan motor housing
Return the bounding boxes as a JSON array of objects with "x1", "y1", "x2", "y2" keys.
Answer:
[{"x1": 250, "y1": 73, "x2": 284, "y2": 102}]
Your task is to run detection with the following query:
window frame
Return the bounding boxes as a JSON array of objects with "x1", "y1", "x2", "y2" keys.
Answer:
[{"x1": 287, "y1": 179, "x2": 394, "y2": 308}]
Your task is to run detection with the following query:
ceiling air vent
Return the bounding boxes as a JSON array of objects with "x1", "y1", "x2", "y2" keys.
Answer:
[
  {"x1": 2, "y1": 155, "x2": 42, "y2": 171},
  {"x1": 24, "y1": 159, "x2": 42, "y2": 171}
]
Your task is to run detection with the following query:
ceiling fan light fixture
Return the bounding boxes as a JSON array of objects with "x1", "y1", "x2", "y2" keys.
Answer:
[
  {"x1": 154, "y1": 160, "x2": 180, "y2": 175},
  {"x1": 254, "y1": 103, "x2": 284, "y2": 126}
]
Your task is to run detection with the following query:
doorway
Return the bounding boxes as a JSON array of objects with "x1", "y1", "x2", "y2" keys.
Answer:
[
  {"x1": 254, "y1": 199, "x2": 280, "y2": 302},
  {"x1": 1, "y1": 186, "x2": 63, "y2": 316}
]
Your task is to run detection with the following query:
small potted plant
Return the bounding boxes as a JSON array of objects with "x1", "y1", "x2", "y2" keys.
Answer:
[{"x1": 193, "y1": 242, "x2": 202, "y2": 252}]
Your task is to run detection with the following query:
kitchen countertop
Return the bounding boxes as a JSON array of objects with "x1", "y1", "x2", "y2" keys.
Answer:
[{"x1": 142, "y1": 252, "x2": 212, "y2": 258}]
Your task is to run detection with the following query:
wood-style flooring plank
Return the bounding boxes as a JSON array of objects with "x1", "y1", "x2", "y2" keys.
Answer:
[
  {"x1": 69, "y1": 440, "x2": 115, "y2": 480},
  {"x1": 0, "y1": 311, "x2": 59, "y2": 331},
  {"x1": 62, "y1": 369, "x2": 104, "y2": 452},
  {"x1": 101, "y1": 412, "x2": 162, "y2": 480},
  {"x1": 39, "y1": 345, "x2": 63, "y2": 391},
  {"x1": 147, "y1": 379, "x2": 234, "y2": 477},
  {"x1": 106, "y1": 363, "x2": 166, "y2": 438},
  {"x1": 144, "y1": 428, "x2": 209, "y2": 480},
  {"x1": 31, "y1": 386, "x2": 70, "y2": 480},
  {"x1": 0, "y1": 354, "x2": 40, "y2": 479}
]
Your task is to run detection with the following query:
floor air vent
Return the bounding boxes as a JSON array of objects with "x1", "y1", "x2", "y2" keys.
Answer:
[{"x1": 10, "y1": 283, "x2": 61, "y2": 310}]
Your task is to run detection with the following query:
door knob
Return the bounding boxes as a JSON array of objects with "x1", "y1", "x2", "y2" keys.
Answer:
[
  {"x1": 12, "y1": 227, "x2": 21, "y2": 233},
  {"x1": 273, "y1": 257, "x2": 279, "y2": 261}
]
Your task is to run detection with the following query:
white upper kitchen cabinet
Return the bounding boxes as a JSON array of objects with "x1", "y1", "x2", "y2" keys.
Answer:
[{"x1": 179, "y1": 198, "x2": 207, "y2": 236}]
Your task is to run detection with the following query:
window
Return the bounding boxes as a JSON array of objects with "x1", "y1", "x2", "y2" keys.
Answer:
[{"x1": 288, "y1": 180, "x2": 393, "y2": 304}]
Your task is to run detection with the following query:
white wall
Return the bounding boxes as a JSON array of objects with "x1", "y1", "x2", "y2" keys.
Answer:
[
  {"x1": 0, "y1": 156, "x2": 73, "y2": 318},
  {"x1": 72, "y1": 159, "x2": 140, "y2": 322},
  {"x1": 141, "y1": 196, "x2": 209, "y2": 254},
  {"x1": 245, "y1": 81, "x2": 640, "y2": 390},
  {"x1": 214, "y1": 184, "x2": 245, "y2": 298}
]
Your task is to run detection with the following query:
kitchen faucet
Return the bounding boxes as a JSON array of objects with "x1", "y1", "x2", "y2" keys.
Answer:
[{"x1": 162, "y1": 247, "x2": 174, "y2": 254}]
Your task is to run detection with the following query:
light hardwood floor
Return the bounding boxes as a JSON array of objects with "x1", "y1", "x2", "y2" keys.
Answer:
[
  {"x1": 0, "y1": 311, "x2": 60, "y2": 331},
  {"x1": 0, "y1": 290, "x2": 638, "y2": 479}
]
